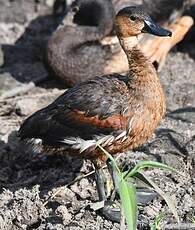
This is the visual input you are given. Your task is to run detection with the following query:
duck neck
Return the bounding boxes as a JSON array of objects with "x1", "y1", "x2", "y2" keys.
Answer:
[
  {"x1": 61, "y1": 0, "x2": 114, "y2": 42},
  {"x1": 118, "y1": 36, "x2": 155, "y2": 80},
  {"x1": 119, "y1": 36, "x2": 139, "y2": 52}
]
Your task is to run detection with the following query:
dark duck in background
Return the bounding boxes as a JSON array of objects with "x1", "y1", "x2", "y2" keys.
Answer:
[
  {"x1": 19, "y1": 6, "x2": 171, "y2": 220},
  {"x1": 47, "y1": 0, "x2": 116, "y2": 86},
  {"x1": 47, "y1": 0, "x2": 193, "y2": 86}
]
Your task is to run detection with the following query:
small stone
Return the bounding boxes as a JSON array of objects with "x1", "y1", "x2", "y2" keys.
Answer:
[
  {"x1": 0, "y1": 72, "x2": 21, "y2": 96},
  {"x1": 56, "y1": 205, "x2": 72, "y2": 226},
  {"x1": 71, "y1": 179, "x2": 93, "y2": 200},
  {"x1": 52, "y1": 187, "x2": 77, "y2": 206},
  {"x1": 74, "y1": 212, "x2": 84, "y2": 220},
  {"x1": 45, "y1": 0, "x2": 55, "y2": 7},
  {"x1": 15, "y1": 98, "x2": 39, "y2": 116}
]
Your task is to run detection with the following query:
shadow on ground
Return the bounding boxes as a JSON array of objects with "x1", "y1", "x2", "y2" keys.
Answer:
[
  {"x1": 0, "y1": 131, "x2": 83, "y2": 193},
  {"x1": 0, "y1": 130, "x2": 85, "y2": 229}
]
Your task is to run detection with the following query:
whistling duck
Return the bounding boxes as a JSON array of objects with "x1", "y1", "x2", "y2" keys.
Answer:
[
  {"x1": 47, "y1": 0, "x2": 193, "y2": 86},
  {"x1": 19, "y1": 5, "x2": 171, "y2": 220}
]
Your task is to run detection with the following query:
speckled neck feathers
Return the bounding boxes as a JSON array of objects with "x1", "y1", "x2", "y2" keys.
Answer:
[
  {"x1": 118, "y1": 36, "x2": 155, "y2": 80},
  {"x1": 119, "y1": 36, "x2": 139, "y2": 51}
]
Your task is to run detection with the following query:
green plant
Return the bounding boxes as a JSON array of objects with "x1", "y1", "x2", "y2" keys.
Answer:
[
  {"x1": 151, "y1": 213, "x2": 166, "y2": 230},
  {"x1": 97, "y1": 144, "x2": 180, "y2": 230}
]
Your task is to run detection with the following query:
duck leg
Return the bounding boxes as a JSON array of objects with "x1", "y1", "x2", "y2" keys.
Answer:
[
  {"x1": 101, "y1": 159, "x2": 121, "y2": 222},
  {"x1": 92, "y1": 159, "x2": 121, "y2": 222},
  {"x1": 141, "y1": 16, "x2": 194, "y2": 71},
  {"x1": 93, "y1": 162, "x2": 115, "y2": 202},
  {"x1": 94, "y1": 166, "x2": 107, "y2": 202}
]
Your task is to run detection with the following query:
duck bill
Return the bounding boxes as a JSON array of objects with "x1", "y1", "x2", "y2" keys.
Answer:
[{"x1": 142, "y1": 19, "x2": 172, "y2": 37}]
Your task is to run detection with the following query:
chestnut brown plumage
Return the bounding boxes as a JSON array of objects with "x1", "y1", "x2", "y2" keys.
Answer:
[{"x1": 19, "y1": 5, "x2": 171, "y2": 220}]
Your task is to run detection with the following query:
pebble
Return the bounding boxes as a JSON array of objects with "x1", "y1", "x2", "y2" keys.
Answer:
[
  {"x1": 56, "y1": 205, "x2": 72, "y2": 226},
  {"x1": 0, "y1": 72, "x2": 21, "y2": 96},
  {"x1": 45, "y1": 0, "x2": 55, "y2": 7},
  {"x1": 15, "y1": 98, "x2": 39, "y2": 116}
]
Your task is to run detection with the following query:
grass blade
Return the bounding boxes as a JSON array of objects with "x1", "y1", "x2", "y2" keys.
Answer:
[
  {"x1": 151, "y1": 213, "x2": 166, "y2": 230},
  {"x1": 118, "y1": 177, "x2": 137, "y2": 230},
  {"x1": 125, "y1": 161, "x2": 178, "y2": 178},
  {"x1": 97, "y1": 144, "x2": 138, "y2": 229},
  {"x1": 136, "y1": 172, "x2": 180, "y2": 223}
]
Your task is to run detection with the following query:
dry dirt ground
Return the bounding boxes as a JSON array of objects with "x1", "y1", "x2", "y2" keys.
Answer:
[{"x1": 0, "y1": 0, "x2": 195, "y2": 229}]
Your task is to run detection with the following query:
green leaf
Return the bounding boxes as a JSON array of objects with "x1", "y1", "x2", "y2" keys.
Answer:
[
  {"x1": 96, "y1": 146, "x2": 180, "y2": 229},
  {"x1": 118, "y1": 177, "x2": 138, "y2": 230},
  {"x1": 136, "y1": 172, "x2": 180, "y2": 223},
  {"x1": 151, "y1": 213, "x2": 166, "y2": 230},
  {"x1": 97, "y1": 144, "x2": 138, "y2": 229},
  {"x1": 124, "y1": 160, "x2": 178, "y2": 178}
]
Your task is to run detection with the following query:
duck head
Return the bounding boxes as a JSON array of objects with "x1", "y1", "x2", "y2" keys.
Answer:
[{"x1": 115, "y1": 5, "x2": 172, "y2": 38}]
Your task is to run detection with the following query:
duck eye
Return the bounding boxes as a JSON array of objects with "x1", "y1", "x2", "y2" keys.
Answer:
[{"x1": 130, "y1": 15, "x2": 136, "y2": 21}]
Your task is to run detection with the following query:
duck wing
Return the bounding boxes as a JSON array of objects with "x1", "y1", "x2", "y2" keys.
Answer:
[{"x1": 18, "y1": 75, "x2": 132, "y2": 145}]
